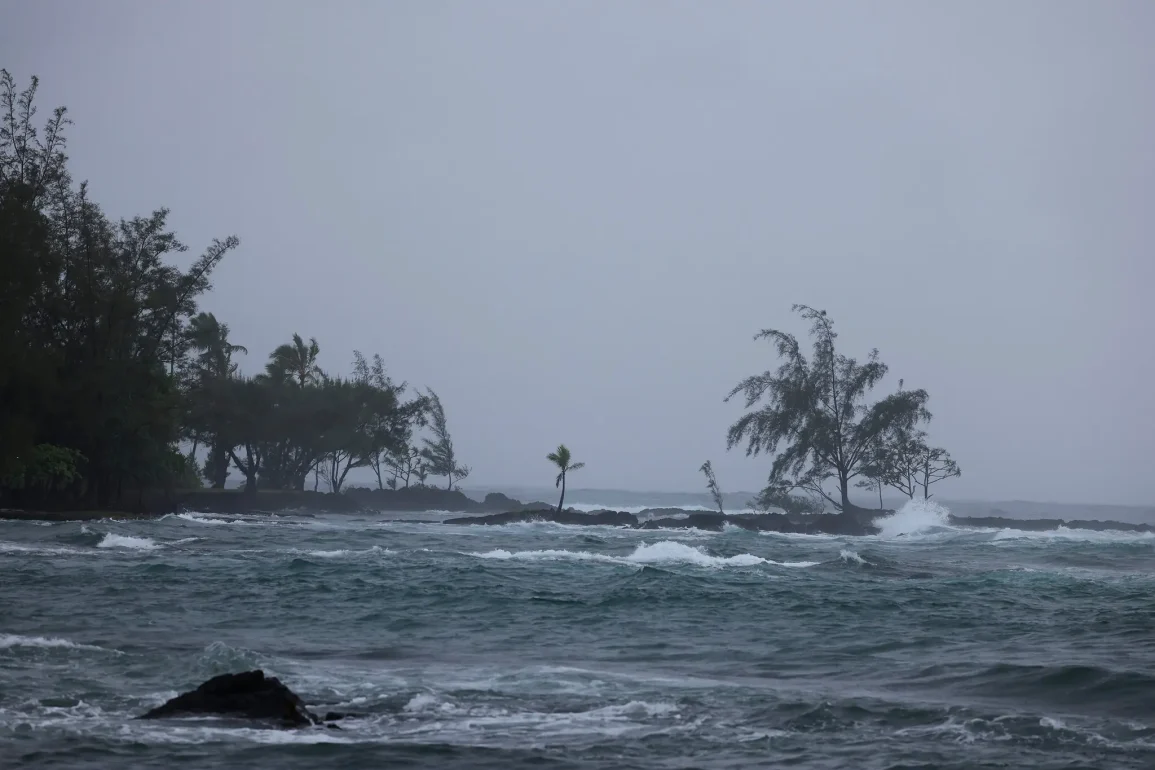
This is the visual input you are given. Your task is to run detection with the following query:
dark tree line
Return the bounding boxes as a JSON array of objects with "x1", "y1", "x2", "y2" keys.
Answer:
[
  {"x1": 0, "y1": 71, "x2": 467, "y2": 508},
  {"x1": 726, "y1": 305, "x2": 960, "y2": 513}
]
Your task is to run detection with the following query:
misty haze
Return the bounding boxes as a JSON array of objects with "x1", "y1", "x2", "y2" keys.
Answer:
[{"x1": 1, "y1": 2, "x2": 1152, "y2": 768}]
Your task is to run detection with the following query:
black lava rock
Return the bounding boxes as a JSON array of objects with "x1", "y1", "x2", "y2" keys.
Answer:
[{"x1": 140, "y1": 670, "x2": 321, "y2": 727}]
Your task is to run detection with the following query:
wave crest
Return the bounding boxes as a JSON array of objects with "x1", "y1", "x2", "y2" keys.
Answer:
[
  {"x1": 96, "y1": 533, "x2": 159, "y2": 550},
  {"x1": 873, "y1": 499, "x2": 953, "y2": 538},
  {"x1": 474, "y1": 540, "x2": 815, "y2": 569}
]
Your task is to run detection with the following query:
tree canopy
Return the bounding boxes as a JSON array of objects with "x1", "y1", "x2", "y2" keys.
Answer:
[
  {"x1": 547, "y1": 444, "x2": 585, "y2": 512},
  {"x1": 726, "y1": 305, "x2": 944, "y2": 512},
  {"x1": 0, "y1": 70, "x2": 463, "y2": 510}
]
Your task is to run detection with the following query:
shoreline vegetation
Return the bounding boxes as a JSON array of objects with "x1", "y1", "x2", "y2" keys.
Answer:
[{"x1": 0, "y1": 70, "x2": 1136, "y2": 531}]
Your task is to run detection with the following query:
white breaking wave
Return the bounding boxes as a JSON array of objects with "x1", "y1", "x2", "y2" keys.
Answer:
[
  {"x1": 0, "y1": 541, "x2": 83, "y2": 556},
  {"x1": 474, "y1": 540, "x2": 816, "y2": 568},
  {"x1": 175, "y1": 514, "x2": 230, "y2": 526},
  {"x1": 566, "y1": 503, "x2": 715, "y2": 515},
  {"x1": 839, "y1": 548, "x2": 868, "y2": 565},
  {"x1": 629, "y1": 541, "x2": 765, "y2": 567},
  {"x1": 403, "y1": 692, "x2": 447, "y2": 713},
  {"x1": 175, "y1": 513, "x2": 268, "y2": 527},
  {"x1": 0, "y1": 634, "x2": 117, "y2": 653},
  {"x1": 990, "y1": 527, "x2": 1155, "y2": 544},
  {"x1": 873, "y1": 499, "x2": 954, "y2": 538},
  {"x1": 292, "y1": 546, "x2": 394, "y2": 558},
  {"x1": 96, "y1": 533, "x2": 159, "y2": 550}
]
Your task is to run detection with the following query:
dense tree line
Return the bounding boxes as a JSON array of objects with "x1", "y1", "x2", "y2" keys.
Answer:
[
  {"x1": 726, "y1": 305, "x2": 960, "y2": 512},
  {"x1": 0, "y1": 71, "x2": 466, "y2": 509}
]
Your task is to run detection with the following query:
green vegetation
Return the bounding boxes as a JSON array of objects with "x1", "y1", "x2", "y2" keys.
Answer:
[
  {"x1": 0, "y1": 70, "x2": 460, "y2": 511},
  {"x1": 1, "y1": 70, "x2": 964, "y2": 517},
  {"x1": 726, "y1": 305, "x2": 960, "y2": 512},
  {"x1": 699, "y1": 461, "x2": 725, "y2": 515},
  {"x1": 547, "y1": 444, "x2": 585, "y2": 512},
  {"x1": 419, "y1": 389, "x2": 469, "y2": 491}
]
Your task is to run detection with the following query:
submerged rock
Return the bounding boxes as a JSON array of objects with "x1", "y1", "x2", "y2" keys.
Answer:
[{"x1": 140, "y1": 670, "x2": 324, "y2": 727}]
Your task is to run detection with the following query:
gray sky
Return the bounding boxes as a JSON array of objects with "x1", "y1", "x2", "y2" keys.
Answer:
[{"x1": 3, "y1": 1, "x2": 1152, "y2": 504}]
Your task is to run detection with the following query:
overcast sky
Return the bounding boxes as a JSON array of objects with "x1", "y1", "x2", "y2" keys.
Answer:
[{"x1": 3, "y1": 1, "x2": 1151, "y2": 504}]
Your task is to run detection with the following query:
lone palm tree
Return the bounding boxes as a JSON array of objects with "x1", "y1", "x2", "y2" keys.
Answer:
[{"x1": 546, "y1": 444, "x2": 584, "y2": 512}]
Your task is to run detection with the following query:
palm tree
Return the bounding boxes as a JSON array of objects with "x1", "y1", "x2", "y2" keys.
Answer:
[
  {"x1": 186, "y1": 312, "x2": 248, "y2": 488},
  {"x1": 188, "y1": 312, "x2": 247, "y2": 380},
  {"x1": 266, "y1": 333, "x2": 323, "y2": 386},
  {"x1": 546, "y1": 444, "x2": 585, "y2": 512}
]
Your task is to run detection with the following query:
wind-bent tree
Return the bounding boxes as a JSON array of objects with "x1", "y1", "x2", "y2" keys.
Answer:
[
  {"x1": 916, "y1": 446, "x2": 960, "y2": 499},
  {"x1": 266, "y1": 333, "x2": 323, "y2": 387},
  {"x1": 876, "y1": 427, "x2": 926, "y2": 500},
  {"x1": 420, "y1": 388, "x2": 468, "y2": 490},
  {"x1": 855, "y1": 475, "x2": 885, "y2": 510},
  {"x1": 0, "y1": 70, "x2": 239, "y2": 508},
  {"x1": 382, "y1": 444, "x2": 422, "y2": 489},
  {"x1": 726, "y1": 305, "x2": 930, "y2": 512},
  {"x1": 700, "y1": 461, "x2": 725, "y2": 515},
  {"x1": 351, "y1": 353, "x2": 429, "y2": 491},
  {"x1": 186, "y1": 312, "x2": 247, "y2": 487},
  {"x1": 547, "y1": 444, "x2": 585, "y2": 512},
  {"x1": 188, "y1": 313, "x2": 247, "y2": 380}
]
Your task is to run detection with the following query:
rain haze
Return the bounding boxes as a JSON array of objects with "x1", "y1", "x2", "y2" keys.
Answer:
[{"x1": 3, "y1": 0, "x2": 1151, "y2": 505}]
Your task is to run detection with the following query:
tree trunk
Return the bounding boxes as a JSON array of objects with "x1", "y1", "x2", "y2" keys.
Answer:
[
  {"x1": 557, "y1": 472, "x2": 566, "y2": 512},
  {"x1": 838, "y1": 474, "x2": 850, "y2": 512},
  {"x1": 878, "y1": 484, "x2": 883, "y2": 510}
]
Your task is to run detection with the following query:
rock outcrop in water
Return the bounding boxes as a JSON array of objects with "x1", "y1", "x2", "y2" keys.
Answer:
[
  {"x1": 445, "y1": 508, "x2": 1155, "y2": 536},
  {"x1": 444, "y1": 507, "x2": 883, "y2": 535},
  {"x1": 946, "y1": 515, "x2": 1154, "y2": 533},
  {"x1": 140, "y1": 670, "x2": 328, "y2": 727}
]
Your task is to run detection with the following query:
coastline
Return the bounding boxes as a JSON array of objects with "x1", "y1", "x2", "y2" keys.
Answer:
[{"x1": 3, "y1": 498, "x2": 1152, "y2": 535}]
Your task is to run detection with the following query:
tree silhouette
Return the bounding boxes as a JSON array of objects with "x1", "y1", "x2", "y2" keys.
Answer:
[
  {"x1": 699, "y1": 461, "x2": 725, "y2": 515},
  {"x1": 547, "y1": 444, "x2": 585, "y2": 512},
  {"x1": 726, "y1": 305, "x2": 930, "y2": 511},
  {"x1": 266, "y1": 333, "x2": 323, "y2": 387}
]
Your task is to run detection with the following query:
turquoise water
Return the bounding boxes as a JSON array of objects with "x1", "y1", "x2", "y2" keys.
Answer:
[{"x1": 2, "y1": 504, "x2": 1154, "y2": 768}]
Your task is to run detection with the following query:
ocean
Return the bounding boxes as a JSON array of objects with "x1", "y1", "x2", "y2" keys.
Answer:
[{"x1": 2, "y1": 500, "x2": 1153, "y2": 768}]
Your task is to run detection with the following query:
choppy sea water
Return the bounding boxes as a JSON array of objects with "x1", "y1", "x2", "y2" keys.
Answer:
[{"x1": 2, "y1": 501, "x2": 1154, "y2": 769}]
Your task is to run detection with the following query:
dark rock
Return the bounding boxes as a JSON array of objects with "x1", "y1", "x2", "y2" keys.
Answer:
[
  {"x1": 179, "y1": 490, "x2": 362, "y2": 515},
  {"x1": 639, "y1": 507, "x2": 714, "y2": 518},
  {"x1": 445, "y1": 508, "x2": 639, "y2": 527},
  {"x1": 140, "y1": 670, "x2": 321, "y2": 727},
  {"x1": 948, "y1": 515, "x2": 1063, "y2": 531},
  {"x1": 480, "y1": 492, "x2": 523, "y2": 511},
  {"x1": 441, "y1": 506, "x2": 1152, "y2": 538},
  {"x1": 640, "y1": 512, "x2": 728, "y2": 531}
]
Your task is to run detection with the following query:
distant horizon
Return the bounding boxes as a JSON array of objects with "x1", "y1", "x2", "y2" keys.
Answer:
[{"x1": 459, "y1": 484, "x2": 1155, "y2": 512}]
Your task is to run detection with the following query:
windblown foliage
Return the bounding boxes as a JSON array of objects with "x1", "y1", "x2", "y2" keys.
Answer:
[
  {"x1": 0, "y1": 70, "x2": 238, "y2": 508},
  {"x1": 699, "y1": 461, "x2": 725, "y2": 515},
  {"x1": 0, "y1": 70, "x2": 458, "y2": 509},
  {"x1": 547, "y1": 444, "x2": 585, "y2": 512},
  {"x1": 726, "y1": 305, "x2": 933, "y2": 511}
]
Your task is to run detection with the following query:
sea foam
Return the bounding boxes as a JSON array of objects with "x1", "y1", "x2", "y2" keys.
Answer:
[
  {"x1": 96, "y1": 533, "x2": 159, "y2": 550},
  {"x1": 0, "y1": 634, "x2": 116, "y2": 652},
  {"x1": 475, "y1": 540, "x2": 814, "y2": 568},
  {"x1": 873, "y1": 499, "x2": 953, "y2": 538}
]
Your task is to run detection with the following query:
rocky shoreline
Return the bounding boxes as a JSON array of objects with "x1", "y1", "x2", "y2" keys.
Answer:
[
  {"x1": 3, "y1": 490, "x2": 1151, "y2": 535},
  {"x1": 444, "y1": 508, "x2": 1155, "y2": 536}
]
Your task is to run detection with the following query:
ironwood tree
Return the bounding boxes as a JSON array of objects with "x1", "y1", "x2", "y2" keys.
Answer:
[{"x1": 726, "y1": 305, "x2": 933, "y2": 512}]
